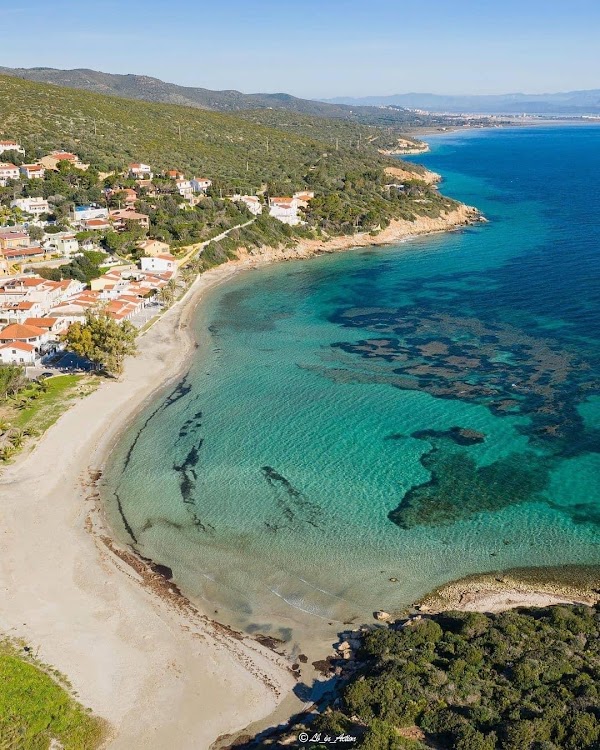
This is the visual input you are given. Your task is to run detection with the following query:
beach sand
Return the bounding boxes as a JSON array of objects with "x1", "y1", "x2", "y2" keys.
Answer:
[{"x1": 0, "y1": 208, "x2": 483, "y2": 748}]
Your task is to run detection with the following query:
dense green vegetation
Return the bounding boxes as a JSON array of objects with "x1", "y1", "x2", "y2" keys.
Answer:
[
  {"x1": 0, "y1": 373, "x2": 98, "y2": 461},
  {"x1": 0, "y1": 66, "x2": 479, "y2": 130},
  {"x1": 233, "y1": 109, "x2": 426, "y2": 152},
  {"x1": 0, "y1": 74, "x2": 466, "y2": 270},
  {"x1": 0, "y1": 639, "x2": 105, "y2": 749},
  {"x1": 0, "y1": 73, "x2": 391, "y2": 188},
  {"x1": 247, "y1": 605, "x2": 600, "y2": 750},
  {"x1": 37, "y1": 250, "x2": 108, "y2": 284},
  {"x1": 0, "y1": 74, "x2": 449, "y2": 227}
]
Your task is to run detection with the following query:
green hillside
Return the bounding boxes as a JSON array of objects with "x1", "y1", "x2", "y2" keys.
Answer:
[
  {"x1": 0, "y1": 73, "x2": 458, "y2": 239},
  {"x1": 0, "y1": 66, "x2": 457, "y2": 130},
  {"x1": 0, "y1": 72, "x2": 404, "y2": 191}
]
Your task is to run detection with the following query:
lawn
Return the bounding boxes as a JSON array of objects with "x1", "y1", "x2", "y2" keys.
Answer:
[
  {"x1": 0, "y1": 640, "x2": 106, "y2": 749},
  {"x1": 0, "y1": 374, "x2": 99, "y2": 462}
]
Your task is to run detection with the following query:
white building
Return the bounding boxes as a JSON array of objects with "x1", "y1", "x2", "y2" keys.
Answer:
[
  {"x1": 44, "y1": 232, "x2": 80, "y2": 257},
  {"x1": 233, "y1": 194, "x2": 262, "y2": 215},
  {"x1": 128, "y1": 163, "x2": 153, "y2": 180},
  {"x1": 0, "y1": 322, "x2": 48, "y2": 350},
  {"x1": 11, "y1": 197, "x2": 50, "y2": 216},
  {"x1": 175, "y1": 179, "x2": 194, "y2": 201},
  {"x1": 19, "y1": 164, "x2": 45, "y2": 180},
  {"x1": 70, "y1": 205, "x2": 109, "y2": 223},
  {"x1": 0, "y1": 163, "x2": 20, "y2": 186},
  {"x1": 140, "y1": 254, "x2": 177, "y2": 273},
  {"x1": 191, "y1": 177, "x2": 212, "y2": 193},
  {"x1": 0, "y1": 341, "x2": 37, "y2": 365},
  {"x1": 268, "y1": 196, "x2": 300, "y2": 226},
  {"x1": 0, "y1": 141, "x2": 25, "y2": 157}
]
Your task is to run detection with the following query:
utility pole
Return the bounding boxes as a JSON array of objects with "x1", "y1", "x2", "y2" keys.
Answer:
[
  {"x1": 266, "y1": 138, "x2": 269, "y2": 154},
  {"x1": 93, "y1": 119, "x2": 97, "y2": 136},
  {"x1": 336, "y1": 138, "x2": 339, "y2": 151},
  {"x1": 178, "y1": 123, "x2": 182, "y2": 141}
]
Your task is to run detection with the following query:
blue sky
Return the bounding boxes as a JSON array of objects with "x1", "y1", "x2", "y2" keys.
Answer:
[{"x1": 2, "y1": 0, "x2": 599, "y2": 98}]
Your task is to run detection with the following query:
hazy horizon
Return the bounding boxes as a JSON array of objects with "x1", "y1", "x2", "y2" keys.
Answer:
[{"x1": 2, "y1": 0, "x2": 600, "y2": 99}]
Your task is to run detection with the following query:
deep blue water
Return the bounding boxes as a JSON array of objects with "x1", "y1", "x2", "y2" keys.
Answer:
[{"x1": 104, "y1": 126, "x2": 600, "y2": 635}]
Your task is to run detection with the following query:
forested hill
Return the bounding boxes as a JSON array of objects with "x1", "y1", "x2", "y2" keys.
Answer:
[
  {"x1": 0, "y1": 66, "x2": 469, "y2": 130},
  {"x1": 0, "y1": 73, "x2": 461, "y2": 237},
  {"x1": 0, "y1": 73, "x2": 425, "y2": 193}
]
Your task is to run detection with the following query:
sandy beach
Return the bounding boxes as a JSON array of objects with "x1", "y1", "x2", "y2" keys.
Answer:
[{"x1": 0, "y1": 207, "x2": 482, "y2": 749}]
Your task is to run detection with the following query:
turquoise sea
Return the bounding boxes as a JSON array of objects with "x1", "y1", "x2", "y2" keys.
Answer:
[{"x1": 104, "y1": 125, "x2": 600, "y2": 637}]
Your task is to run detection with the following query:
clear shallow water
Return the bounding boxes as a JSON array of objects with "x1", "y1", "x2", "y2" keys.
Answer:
[{"x1": 104, "y1": 126, "x2": 600, "y2": 636}]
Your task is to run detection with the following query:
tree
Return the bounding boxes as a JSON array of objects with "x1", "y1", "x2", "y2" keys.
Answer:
[
  {"x1": 158, "y1": 278, "x2": 177, "y2": 307},
  {"x1": 0, "y1": 365, "x2": 27, "y2": 399},
  {"x1": 28, "y1": 225, "x2": 45, "y2": 242},
  {"x1": 61, "y1": 309, "x2": 137, "y2": 376}
]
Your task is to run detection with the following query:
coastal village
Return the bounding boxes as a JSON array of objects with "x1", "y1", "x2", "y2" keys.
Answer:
[{"x1": 0, "y1": 139, "x2": 314, "y2": 370}]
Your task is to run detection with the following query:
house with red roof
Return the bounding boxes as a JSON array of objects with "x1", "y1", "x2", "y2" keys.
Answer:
[
  {"x1": 0, "y1": 300, "x2": 45, "y2": 325},
  {"x1": 19, "y1": 164, "x2": 45, "y2": 180},
  {"x1": 0, "y1": 230, "x2": 30, "y2": 250},
  {"x1": 0, "y1": 322, "x2": 48, "y2": 350},
  {"x1": 0, "y1": 163, "x2": 20, "y2": 186},
  {"x1": 0, "y1": 340, "x2": 37, "y2": 365},
  {"x1": 109, "y1": 208, "x2": 150, "y2": 230}
]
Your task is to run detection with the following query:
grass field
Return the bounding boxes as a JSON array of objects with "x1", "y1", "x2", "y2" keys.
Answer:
[
  {"x1": 0, "y1": 640, "x2": 106, "y2": 749},
  {"x1": 0, "y1": 374, "x2": 99, "y2": 462}
]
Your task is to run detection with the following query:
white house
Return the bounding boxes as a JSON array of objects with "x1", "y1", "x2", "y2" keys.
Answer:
[
  {"x1": 269, "y1": 196, "x2": 300, "y2": 226},
  {"x1": 70, "y1": 205, "x2": 109, "y2": 223},
  {"x1": 0, "y1": 341, "x2": 37, "y2": 365},
  {"x1": 175, "y1": 179, "x2": 194, "y2": 201},
  {"x1": 0, "y1": 300, "x2": 45, "y2": 325},
  {"x1": 0, "y1": 322, "x2": 48, "y2": 350},
  {"x1": 0, "y1": 163, "x2": 20, "y2": 186},
  {"x1": 233, "y1": 194, "x2": 262, "y2": 215},
  {"x1": 44, "y1": 232, "x2": 79, "y2": 257},
  {"x1": 19, "y1": 164, "x2": 45, "y2": 180},
  {"x1": 191, "y1": 177, "x2": 212, "y2": 193},
  {"x1": 140, "y1": 254, "x2": 177, "y2": 273},
  {"x1": 128, "y1": 163, "x2": 153, "y2": 180},
  {"x1": 11, "y1": 197, "x2": 50, "y2": 216},
  {"x1": 0, "y1": 140, "x2": 25, "y2": 156}
]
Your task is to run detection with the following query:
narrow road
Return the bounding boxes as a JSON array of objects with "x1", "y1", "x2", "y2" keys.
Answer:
[{"x1": 177, "y1": 218, "x2": 255, "y2": 266}]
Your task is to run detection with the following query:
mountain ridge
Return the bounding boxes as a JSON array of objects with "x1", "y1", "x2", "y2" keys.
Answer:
[{"x1": 0, "y1": 66, "x2": 417, "y2": 123}]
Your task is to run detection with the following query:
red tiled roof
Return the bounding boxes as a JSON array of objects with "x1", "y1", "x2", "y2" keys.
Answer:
[
  {"x1": 24, "y1": 317, "x2": 58, "y2": 329},
  {"x1": 0, "y1": 340, "x2": 35, "y2": 352},
  {"x1": 0, "y1": 323, "x2": 45, "y2": 340},
  {"x1": 52, "y1": 152, "x2": 77, "y2": 160},
  {"x1": 3, "y1": 246, "x2": 45, "y2": 259}
]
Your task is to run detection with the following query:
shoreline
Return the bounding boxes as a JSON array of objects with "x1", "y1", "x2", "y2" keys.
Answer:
[
  {"x1": 0, "y1": 205, "x2": 489, "y2": 749},
  {"x1": 417, "y1": 567, "x2": 600, "y2": 615}
]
